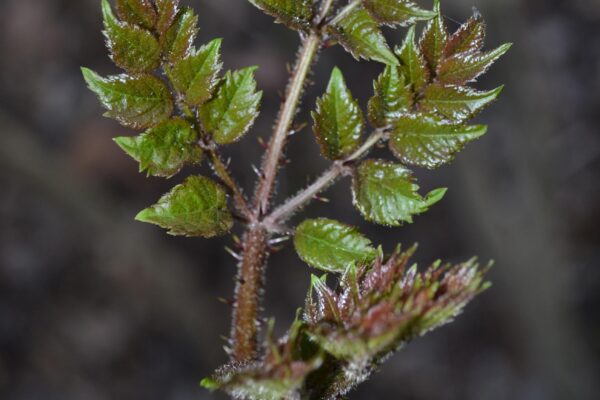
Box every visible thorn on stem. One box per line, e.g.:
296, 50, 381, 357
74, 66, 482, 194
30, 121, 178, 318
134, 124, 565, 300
225, 246, 243, 261
314, 194, 330, 203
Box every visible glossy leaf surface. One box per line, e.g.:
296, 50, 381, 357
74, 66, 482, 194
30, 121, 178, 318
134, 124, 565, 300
396, 26, 429, 91
199, 67, 262, 145
367, 65, 412, 127
329, 6, 398, 65
167, 39, 223, 107
155, 0, 180, 35
352, 160, 446, 226
419, 0, 447, 73
312, 67, 364, 160
389, 114, 486, 168
363, 0, 435, 27
115, 0, 157, 29
82, 68, 173, 129
294, 218, 377, 273
444, 13, 485, 57
437, 43, 512, 84
420, 84, 503, 122
248, 0, 313, 30
114, 118, 202, 178
136, 176, 233, 237
162, 8, 199, 63
103, 0, 161, 73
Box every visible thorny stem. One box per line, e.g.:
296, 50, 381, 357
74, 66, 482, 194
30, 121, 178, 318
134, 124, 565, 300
208, 149, 253, 221
264, 128, 388, 227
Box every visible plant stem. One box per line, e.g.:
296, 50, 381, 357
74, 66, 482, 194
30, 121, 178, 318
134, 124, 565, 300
230, 31, 323, 363
208, 149, 253, 221
264, 129, 387, 226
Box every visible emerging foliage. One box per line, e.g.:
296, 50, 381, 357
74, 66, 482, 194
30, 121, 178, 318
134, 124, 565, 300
248, 0, 313, 31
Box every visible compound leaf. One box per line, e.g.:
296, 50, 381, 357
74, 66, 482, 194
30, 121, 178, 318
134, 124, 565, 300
389, 114, 487, 169
437, 43, 512, 85
248, 0, 313, 30
420, 84, 503, 122
363, 0, 435, 27
329, 6, 398, 65
82, 68, 173, 129
419, 0, 447, 73
167, 38, 223, 107
294, 218, 377, 273
102, 0, 160, 73
114, 118, 202, 178
367, 65, 412, 127
444, 12, 486, 57
396, 26, 430, 91
312, 67, 364, 160
199, 67, 262, 145
352, 159, 446, 226
136, 175, 233, 237
162, 7, 199, 63
115, 0, 157, 29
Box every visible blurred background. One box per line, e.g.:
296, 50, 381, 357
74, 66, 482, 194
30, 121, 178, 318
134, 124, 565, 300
1, 0, 599, 399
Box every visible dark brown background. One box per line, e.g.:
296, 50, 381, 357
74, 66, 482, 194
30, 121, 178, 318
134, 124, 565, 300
0, 0, 599, 399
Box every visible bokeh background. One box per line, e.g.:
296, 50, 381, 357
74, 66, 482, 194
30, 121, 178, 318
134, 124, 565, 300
1, 0, 599, 399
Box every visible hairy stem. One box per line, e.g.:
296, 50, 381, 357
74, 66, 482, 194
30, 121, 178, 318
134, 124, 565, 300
265, 129, 387, 226
208, 149, 253, 221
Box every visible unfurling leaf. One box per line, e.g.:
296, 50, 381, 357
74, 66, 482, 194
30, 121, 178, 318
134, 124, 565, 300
419, 0, 447, 73
420, 84, 503, 122
352, 160, 446, 226
155, 0, 180, 35
248, 0, 313, 30
162, 8, 199, 63
199, 67, 262, 145
396, 26, 429, 91
82, 68, 173, 129
114, 118, 202, 178
389, 114, 487, 169
444, 12, 486, 57
115, 0, 157, 29
329, 6, 399, 65
102, 0, 160, 73
136, 175, 233, 237
363, 0, 436, 27
312, 67, 364, 160
294, 218, 377, 273
367, 65, 412, 127
167, 39, 223, 107
437, 43, 512, 85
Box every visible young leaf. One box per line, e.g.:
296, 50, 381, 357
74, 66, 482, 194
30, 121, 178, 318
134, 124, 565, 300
248, 0, 313, 30
114, 118, 202, 178
352, 159, 446, 226
162, 8, 199, 63
329, 6, 399, 65
102, 0, 161, 73
420, 84, 503, 122
367, 65, 412, 128
82, 68, 173, 129
115, 0, 157, 29
155, 0, 180, 35
294, 218, 377, 273
363, 0, 436, 27
166, 39, 223, 107
419, 0, 447, 73
396, 26, 430, 91
437, 43, 512, 85
199, 67, 262, 145
136, 175, 233, 237
389, 114, 487, 169
444, 13, 486, 57
311, 67, 364, 160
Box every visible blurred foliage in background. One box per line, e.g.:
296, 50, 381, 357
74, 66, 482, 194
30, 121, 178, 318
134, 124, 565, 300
0, 0, 599, 399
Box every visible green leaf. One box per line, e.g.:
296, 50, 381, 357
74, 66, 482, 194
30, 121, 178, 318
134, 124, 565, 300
363, 0, 436, 27
167, 39, 223, 107
329, 6, 399, 65
102, 0, 161, 73
162, 8, 199, 63
115, 0, 157, 29
389, 114, 487, 169
311, 67, 364, 160
367, 65, 412, 128
136, 175, 233, 237
396, 26, 430, 91
199, 67, 262, 145
419, 0, 447, 73
82, 68, 173, 129
294, 218, 377, 273
444, 12, 486, 57
155, 0, 180, 35
248, 0, 313, 30
437, 43, 512, 85
352, 159, 446, 226
114, 118, 202, 178
420, 84, 503, 123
